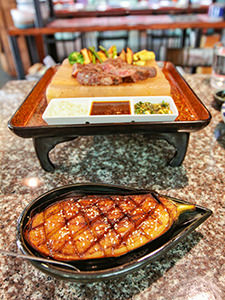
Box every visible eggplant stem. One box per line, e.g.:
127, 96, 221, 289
175, 203, 196, 217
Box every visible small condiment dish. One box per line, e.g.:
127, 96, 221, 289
213, 90, 225, 109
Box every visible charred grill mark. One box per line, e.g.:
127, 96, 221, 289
151, 192, 161, 204
74, 198, 106, 256
43, 207, 50, 255
59, 201, 79, 257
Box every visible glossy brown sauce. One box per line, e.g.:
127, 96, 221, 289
90, 101, 131, 115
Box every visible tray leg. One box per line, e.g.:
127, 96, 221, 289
159, 132, 190, 167
33, 136, 78, 172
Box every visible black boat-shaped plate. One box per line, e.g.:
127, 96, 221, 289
17, 183, 212, 282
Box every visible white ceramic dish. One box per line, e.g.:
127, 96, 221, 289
42, 96, 178, 125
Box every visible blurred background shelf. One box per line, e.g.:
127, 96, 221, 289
1, 0, 225, 79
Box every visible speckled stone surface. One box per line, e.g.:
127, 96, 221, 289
0, 75, 224, 300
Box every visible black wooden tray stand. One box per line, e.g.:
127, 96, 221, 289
33, 132, 189, 172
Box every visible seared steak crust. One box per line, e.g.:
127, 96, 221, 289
72, 58, 157, 86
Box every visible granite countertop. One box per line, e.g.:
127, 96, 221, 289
0, 75, 224, 300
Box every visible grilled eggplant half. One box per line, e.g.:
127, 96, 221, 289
24, 193, 195, 261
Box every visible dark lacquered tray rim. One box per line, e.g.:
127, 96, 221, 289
17, 183, 212, 282
8, 62, 211, 138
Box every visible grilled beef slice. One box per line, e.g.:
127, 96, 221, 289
72, 58, 157, 86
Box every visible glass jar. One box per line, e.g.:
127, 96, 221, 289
210, 42, 225, 90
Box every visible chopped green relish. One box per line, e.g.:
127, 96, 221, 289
134, 101, 171, 115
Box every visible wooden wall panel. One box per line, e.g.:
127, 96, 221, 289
0, 0, 31, 76
0, 0, 16, 75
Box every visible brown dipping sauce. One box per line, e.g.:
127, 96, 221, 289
90, 101, 131, 115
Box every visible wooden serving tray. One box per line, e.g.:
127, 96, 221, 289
8, 62, 211, 171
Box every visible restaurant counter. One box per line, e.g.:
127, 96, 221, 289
0, 74, 224, 299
